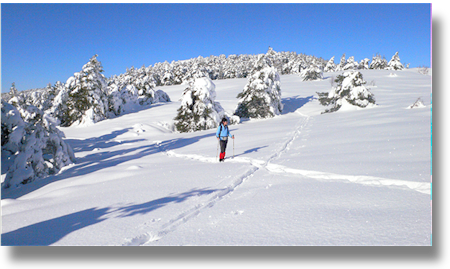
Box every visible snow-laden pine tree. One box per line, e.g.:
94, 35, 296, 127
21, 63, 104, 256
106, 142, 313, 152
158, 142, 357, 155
317, 71, 376, 113
300, 64, 323, 81
174, 76, 225, 132
9, 83, 19, 96
342, 56, 358, 70
234, 54, 283, 119
336, 54, 347, 71
358, 58, 370, 70
387, 52, 404, 70
324, 56, 336, 72
107, 66, 170, 117
53, 55, 109, 127
369, 54, 388, 70
1, 100, 75, 189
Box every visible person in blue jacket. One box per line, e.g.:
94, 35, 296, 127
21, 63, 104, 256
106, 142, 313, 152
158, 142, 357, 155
216, 117, 234, 162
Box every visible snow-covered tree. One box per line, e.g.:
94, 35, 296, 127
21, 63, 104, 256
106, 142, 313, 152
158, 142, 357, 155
1, 100, 75, 189
317, 71, 376, 113
387, 52, 404, 70
9, 82, 19, 96
174, 77, 225, 132
336, 54, 347, 71
107, 66, 170, 117
324, 56, 336, 72
369, 54, 388, 70
358, 58, 370, 70
300, 64, 323, 81
56, 55, 109, 126
342, 56, 358, 70
234, 55, 283, 119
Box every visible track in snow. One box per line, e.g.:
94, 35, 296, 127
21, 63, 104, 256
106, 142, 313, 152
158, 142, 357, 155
122, 113, 430, 245
122, 114, 310, 245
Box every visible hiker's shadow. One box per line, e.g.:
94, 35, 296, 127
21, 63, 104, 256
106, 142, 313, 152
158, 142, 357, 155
234, 146, 268, 157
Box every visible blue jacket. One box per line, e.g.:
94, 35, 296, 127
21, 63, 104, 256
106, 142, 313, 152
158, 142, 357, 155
216, 124, 232, 140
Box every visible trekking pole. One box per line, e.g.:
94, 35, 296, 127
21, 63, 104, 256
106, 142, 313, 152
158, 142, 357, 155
233, 136, 235, 159
216, 140, 219, 161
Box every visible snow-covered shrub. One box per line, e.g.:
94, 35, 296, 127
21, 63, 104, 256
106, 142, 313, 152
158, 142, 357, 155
234, 55, 283, 119
387, 52, 404, 70
418, 66, 429, 75
174, 77, 225, 132
1, 100, 75, 189
300, 65, 323, 81
317, 71, 376, 113
407, 97, 426, 109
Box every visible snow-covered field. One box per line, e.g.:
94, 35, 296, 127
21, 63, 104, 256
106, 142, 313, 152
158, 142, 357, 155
1, 69, 431, 246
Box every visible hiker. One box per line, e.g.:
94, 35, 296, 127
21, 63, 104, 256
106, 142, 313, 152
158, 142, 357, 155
216, 117, 235, 162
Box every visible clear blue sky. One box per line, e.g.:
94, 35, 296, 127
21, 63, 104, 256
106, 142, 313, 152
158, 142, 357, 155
2, 3, 431, 92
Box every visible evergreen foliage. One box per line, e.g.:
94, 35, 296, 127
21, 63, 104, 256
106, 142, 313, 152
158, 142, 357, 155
300, 65, 323, 81
1, 99, 75, 188
174, 77, 225, 133
317, 71, 376, 113
387, 52, 404, 70
234, 53, 283, 119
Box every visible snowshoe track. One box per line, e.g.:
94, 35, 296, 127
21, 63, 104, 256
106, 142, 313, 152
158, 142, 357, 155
122, 113, 429, 246
122, 114, 310, 245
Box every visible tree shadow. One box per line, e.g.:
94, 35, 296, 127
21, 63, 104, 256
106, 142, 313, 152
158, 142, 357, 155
2, 187, 218, 246
281, 95, 315, 114
2, 132, 217, 199
66, 128, 145, 153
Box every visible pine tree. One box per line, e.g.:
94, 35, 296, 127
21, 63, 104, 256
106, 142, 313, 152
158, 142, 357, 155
369, 54, 388, 70
336, 53, 347, 71
1, 100, 75, 189
9, 82, 19, 96
234, 54, 283, 119
300, 64, 323, 81
317, 71, 376, 113
324, 56, 336, 72
358, 58, 370, 70
58, 54, 109, 126
343, 56, 358, 70
387, 52, 404, 70
174, 77, 225, 132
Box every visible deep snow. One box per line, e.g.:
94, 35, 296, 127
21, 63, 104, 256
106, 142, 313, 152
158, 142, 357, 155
1, 69, 431, 246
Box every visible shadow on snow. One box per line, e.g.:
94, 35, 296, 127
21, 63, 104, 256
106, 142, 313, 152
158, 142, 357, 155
1, 188, 218, 246
2, 130, 217, 199
281, 95, 314, 115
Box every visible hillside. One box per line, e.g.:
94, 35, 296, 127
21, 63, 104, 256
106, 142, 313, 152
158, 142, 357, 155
1, 69, 431, 246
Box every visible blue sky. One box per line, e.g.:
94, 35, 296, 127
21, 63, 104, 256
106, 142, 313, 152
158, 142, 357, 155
2, 3, 431, 92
